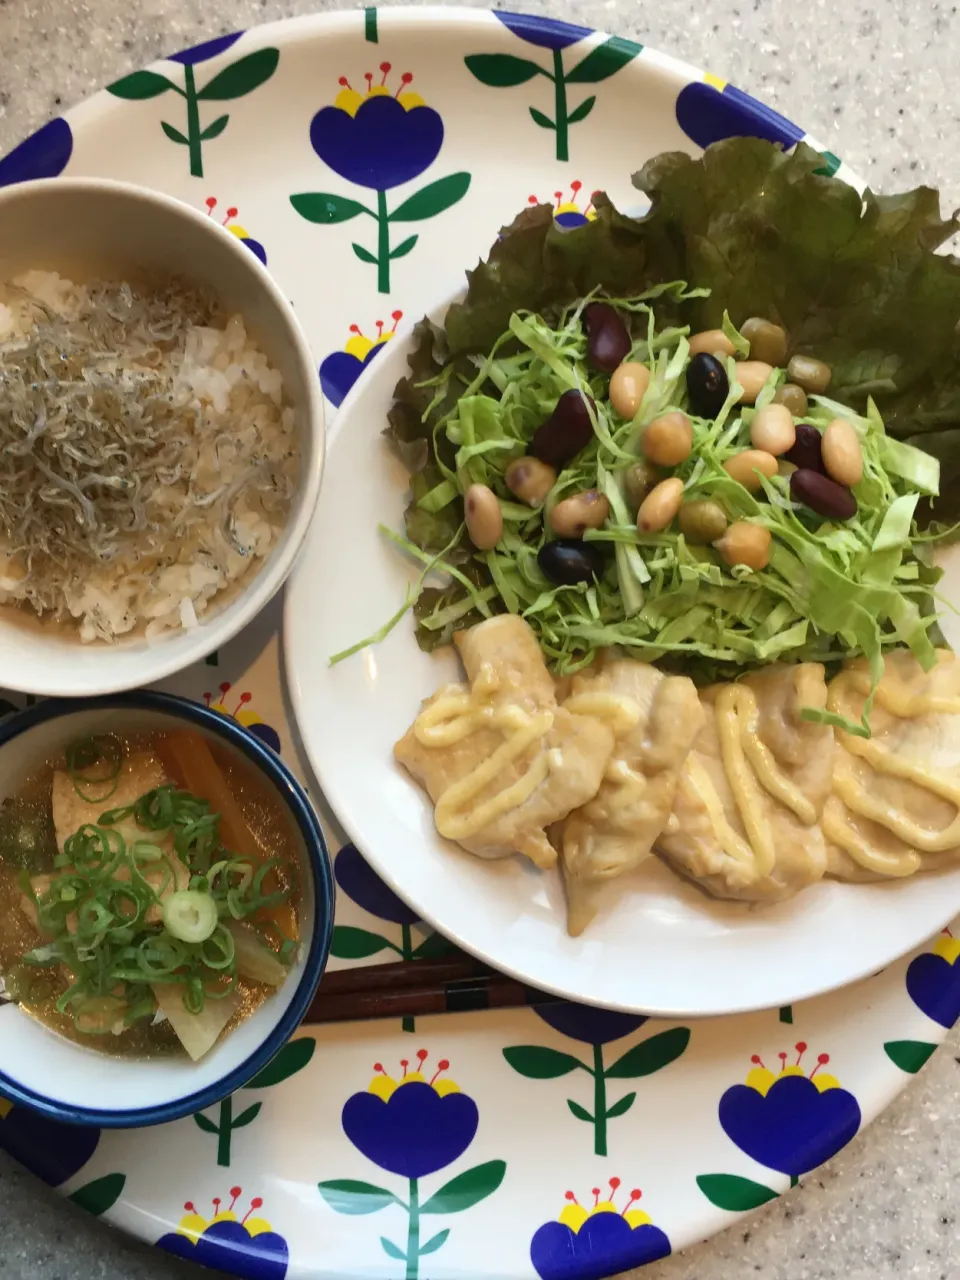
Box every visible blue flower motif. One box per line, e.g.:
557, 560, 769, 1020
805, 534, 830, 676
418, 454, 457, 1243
531, 1200, 671, 1280
535, 1000, 647, 1045
158, 1219, 288, 1280
334, 841, 419, 924
675, 80, 804, 152
0, 1106, 99, 1186
905, 936, 960, 1029
342, 1079, 478, 1178
309, 94, 444, 191
0, 117, 73, 188
719, 1073, 861, 1179
320, 346, 385, 409
168, 32, 245, 65
494, 10, 592, 50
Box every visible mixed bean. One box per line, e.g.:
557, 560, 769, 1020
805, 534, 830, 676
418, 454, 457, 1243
460, 300, 865, 591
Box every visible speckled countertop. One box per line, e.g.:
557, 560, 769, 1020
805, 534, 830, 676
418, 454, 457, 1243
0, 1, 959, 1277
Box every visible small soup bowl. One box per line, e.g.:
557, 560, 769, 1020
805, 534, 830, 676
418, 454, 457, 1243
0, 692, 333, 1127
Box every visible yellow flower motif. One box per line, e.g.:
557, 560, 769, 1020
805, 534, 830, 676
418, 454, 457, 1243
344, 312, 403, 362
558, 1179, 651, 1232
0, 1097, 12, 1121
703, 71, 728, 91
335, 63, 425, 117
176, 1188, 274, 1242
368, 1049, 461, 1100
746, 1042, 841, 1096
934, 933, 960, 964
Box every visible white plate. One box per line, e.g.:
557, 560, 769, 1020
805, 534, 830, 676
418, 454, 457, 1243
285, 305, 960, 1018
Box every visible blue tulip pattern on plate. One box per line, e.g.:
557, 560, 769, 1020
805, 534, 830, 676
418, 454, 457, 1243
320, 311, 403, 408
527, 180, 597, 228
203, 681, 281, 753
697, 1042, 862, 1211
465, 12, 641, 162
0, 1102, 125, 1215
530, 1178, 671, 1279
885, 931, 960, 1074
503, 1001, 690, 1156
0, 116, 73, 187
319, 1051, 506, 1280
157, 1187, 289, 1280
291, 65, 471, 294
204, 197, 268, 265
107, 32, 279, 179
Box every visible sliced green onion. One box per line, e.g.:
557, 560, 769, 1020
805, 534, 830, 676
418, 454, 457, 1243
163, 890, 219, 944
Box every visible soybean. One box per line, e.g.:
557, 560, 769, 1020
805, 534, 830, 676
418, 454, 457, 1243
530, 389, 595, 468
773, 382, 809, 417
723, 449, 779, 492
584, 303, 631, 372
787, 355, 832, 394
734, 360, 774, 405
741, 317, 788, 366
686, 352, 729, 419
550, 489, 610, 537
790, 468, 857, 521
637, 477, 684, 533
609, 361, 651, 420
821, 418, 863, 488
464, 484, 503, 550
641, 411, 693, 467
750, 403, 796, 456
538, 539, 605, 586
505, 456, 556, 507
688, 329, 736, 359
784, 422, 825, 474
623, 460, 661, 510
715, 522, 772, 570
679, 500, 728, 545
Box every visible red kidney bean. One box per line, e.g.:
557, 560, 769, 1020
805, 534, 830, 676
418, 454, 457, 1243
530, 389, 596, 468
686, 352, 729, 418
784, 423, 826, 474
538, 539, 605, 585
583, 303, 631, 372
790, 468, 858, 520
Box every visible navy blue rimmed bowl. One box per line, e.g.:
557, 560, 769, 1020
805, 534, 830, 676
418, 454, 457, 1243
0, 691, 333, 1128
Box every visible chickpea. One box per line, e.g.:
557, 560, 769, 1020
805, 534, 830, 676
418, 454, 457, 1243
678, 499, 728, 545
637, 477, 684, 533
688, 329, 736, 359
821, 417, 864, 487
723, 449, 779, 492
773, 382, 809, 417
549, 489, 611, 537
504, 456, 556, 508
623, 459, 661, 510
787, 355, 832, 395
609, 361, 651, 420
750, 403, 796, 456
464, 483, 503, 550
715, 521, 772, 570
741, 317, 788, 366
641, 411, 693, 467
734, 361, 774, 404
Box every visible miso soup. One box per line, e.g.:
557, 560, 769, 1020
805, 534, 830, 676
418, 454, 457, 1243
0, 728, 300, 1061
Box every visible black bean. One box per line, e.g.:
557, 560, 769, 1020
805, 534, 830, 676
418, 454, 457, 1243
784, 423, 826, 474
538, 539, 605, 585
530, 389, 595, 468
583, 303, 631, 372
686, 352, 729, 418
790, 468, 858, 520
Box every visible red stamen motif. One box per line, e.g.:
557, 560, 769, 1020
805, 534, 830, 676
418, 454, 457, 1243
608, 1177, 621, 1193
570, 179, 582, 196
400, 1058, 409, 1077
203, 692, 212, 706
750, 1054, 765, 1068
591, 1187, 601, 1207
349, 323, 362, 336
777, 1052, 788, 1071
373, 1062, 385, 1074
810, 1053, 830, 1079
229, 1188, 242, 1212
184, 1202, 195, 1213
241, 1197, 263, 1225
212, 1198, 221, 1214
391, 309, 403, 325
564, 1190, 578, 1203
338, 76, 351, 88
528, 194, 538, 205
364, 72, 373, 91
379, 61, 391, 83
375, 319, 384, 338
205, 197, 217, 212
795, 1041, 807, 1065
396, 71, 413, 97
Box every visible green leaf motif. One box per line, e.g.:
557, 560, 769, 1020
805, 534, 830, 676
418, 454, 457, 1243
380, 1237, 406, 1261
566, 1099, 593, 1123
605, 1027, 691, 1078
329, 924, 392, 956
197, 48, 280, 101
161, 120, 189, 145
319, 1179, 398, 1215
419, 1228, 451, 1256
390, 234, 419, 260
107, 69, 177, 100
421, 1160, 507, 1214
247, 1036, 316, 1088
412, 930, 456, 959
697, 1173, 779, 1212
193, 1112, 220, 1135
365, 7, 378, 42
605, 1090, 636, 1119
567, 95, 596, 125
503, 1044, 584, 1079
779, 1005, 794, 1025
529, 107, 555, 130
69, 1173, 126, 1217
884, 1039, 937, 1073
464, 53, 544, 87
290, 192, 371, 225
352, 243, 379, 265
232, 1101, 262, 1129
200, 113, 230, 141
390, 172, 471, 222
816, 150, 842, 177
565, 35, 642, 84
